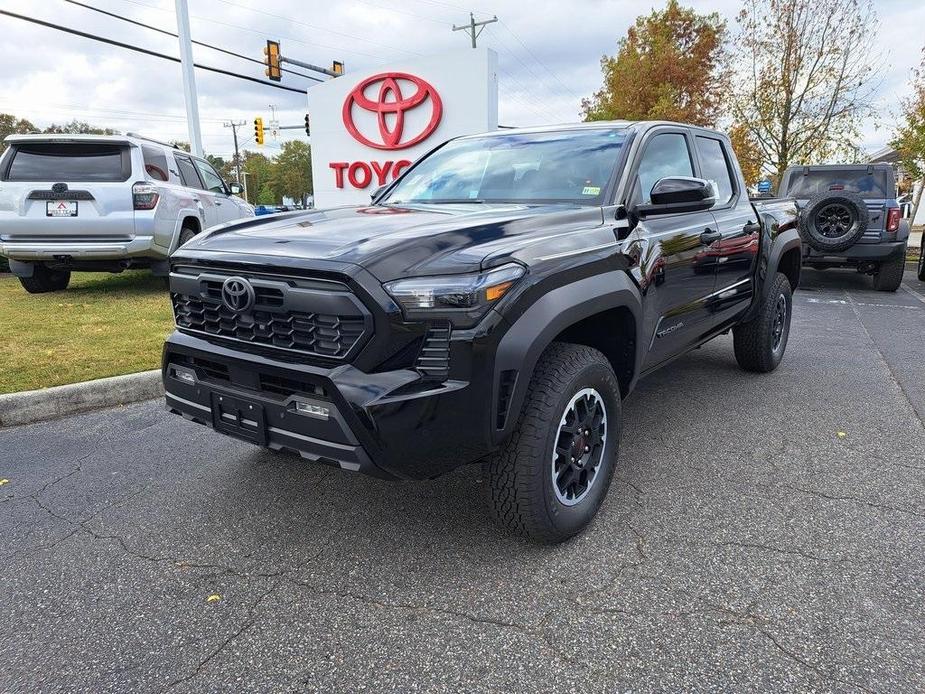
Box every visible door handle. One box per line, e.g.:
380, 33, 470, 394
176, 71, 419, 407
700, 228, 722, 245
215, 201, 223, 206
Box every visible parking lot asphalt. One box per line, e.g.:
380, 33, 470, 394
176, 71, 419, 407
2, 270, 924, 693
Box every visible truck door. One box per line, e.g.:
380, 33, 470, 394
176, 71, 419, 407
692, 134, 760, 323
173, 154, 215, 229
631, 130, 719, 370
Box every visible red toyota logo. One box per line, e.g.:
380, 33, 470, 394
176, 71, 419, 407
342, 72, 443, 150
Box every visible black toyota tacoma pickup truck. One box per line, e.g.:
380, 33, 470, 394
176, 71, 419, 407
162, 122, 801, 542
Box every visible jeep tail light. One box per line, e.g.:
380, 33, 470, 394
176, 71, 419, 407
885, 207, 901, 232
133, 182, 159, 210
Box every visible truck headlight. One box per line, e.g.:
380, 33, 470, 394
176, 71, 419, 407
384, 263, 525, 326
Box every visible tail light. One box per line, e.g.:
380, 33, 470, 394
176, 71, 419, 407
132, 182, 159, 210
886, 207, 901, 232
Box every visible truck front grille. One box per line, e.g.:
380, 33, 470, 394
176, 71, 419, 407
170, 267, 371, 360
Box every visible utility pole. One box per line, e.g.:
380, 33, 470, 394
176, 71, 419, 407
174, 0, 202, 156
223, 120, 246, 184
452, 12, 498, 49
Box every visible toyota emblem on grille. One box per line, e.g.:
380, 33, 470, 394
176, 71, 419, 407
221, 277, 255, 313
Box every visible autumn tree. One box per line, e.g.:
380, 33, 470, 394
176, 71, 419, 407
582, 0, 727, 127
728, 122, 765, 187
892, 47, 925, 223
43, 120, 115, 135
729, 0, 880, 180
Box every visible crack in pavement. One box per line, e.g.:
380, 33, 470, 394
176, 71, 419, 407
709, 539, 870, 564
784, 484, 925, 519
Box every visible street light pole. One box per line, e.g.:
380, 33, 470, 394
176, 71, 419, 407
175, 0, 203, 157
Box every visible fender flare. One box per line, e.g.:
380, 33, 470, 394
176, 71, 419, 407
491, 271, 643, 444
745, 226, 801, 323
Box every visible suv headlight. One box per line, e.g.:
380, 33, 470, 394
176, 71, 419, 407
384, 263, 526, 327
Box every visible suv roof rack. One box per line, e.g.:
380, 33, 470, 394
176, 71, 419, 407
126, 132, 183, 150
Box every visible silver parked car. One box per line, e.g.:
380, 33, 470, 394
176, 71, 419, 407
0, 133, 254, 293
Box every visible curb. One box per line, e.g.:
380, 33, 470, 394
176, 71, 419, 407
0, 370, 163, 428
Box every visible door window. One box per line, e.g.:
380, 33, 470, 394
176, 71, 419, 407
635, 133, 694, 204
194, 159, 226, 194
174, 156, 203, 190
695, 136, 734, 205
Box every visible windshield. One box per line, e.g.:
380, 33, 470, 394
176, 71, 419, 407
381, 129, 628, 206
5, 143, 129, 182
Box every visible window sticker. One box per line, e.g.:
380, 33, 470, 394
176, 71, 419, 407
581, 186, 601, 196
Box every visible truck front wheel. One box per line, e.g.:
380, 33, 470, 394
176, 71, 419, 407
18, 265, 71, 294
733, 272, 792, 373
486, 342, 621, 543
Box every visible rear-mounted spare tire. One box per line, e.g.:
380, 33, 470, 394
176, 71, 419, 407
798, 191, 868, 253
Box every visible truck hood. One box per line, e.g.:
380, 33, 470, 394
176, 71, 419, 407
178, 203, 605, 280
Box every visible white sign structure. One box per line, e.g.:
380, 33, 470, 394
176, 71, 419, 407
307, 47, 499, 207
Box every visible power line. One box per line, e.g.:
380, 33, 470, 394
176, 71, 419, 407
0, 8, 308, 94
62, 0, 323, 83
116, 0, 393, 61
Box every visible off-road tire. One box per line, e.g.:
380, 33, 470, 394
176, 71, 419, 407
177, 224, 198, 247
799, 191, 868, 253
733, 272, 792, 373
18, 265, 71, 293
917, 236, 925, 282
486, 342, 621, 543
872, 250, 905, 292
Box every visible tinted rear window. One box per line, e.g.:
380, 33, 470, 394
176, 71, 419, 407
5, 143, 129, 182
785, 170, 889, 198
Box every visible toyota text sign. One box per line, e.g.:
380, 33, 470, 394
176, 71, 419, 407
308, 48, 498, 207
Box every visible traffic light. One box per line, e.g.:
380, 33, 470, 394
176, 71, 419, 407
304, 113, 310, 136
332, 60, 344, 76
264, 40, 281, 81
253, 117, 264, 146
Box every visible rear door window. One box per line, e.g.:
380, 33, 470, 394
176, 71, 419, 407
785, 171, 889, 198
4, 143, 130, 182
174, 155, 203, 190
695, 136, 735, 205
142, 145, 169, 181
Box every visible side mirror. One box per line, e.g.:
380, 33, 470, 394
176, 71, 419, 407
635, 177, 716, 217
370, 185, 387, 203
229, 183, 242, 195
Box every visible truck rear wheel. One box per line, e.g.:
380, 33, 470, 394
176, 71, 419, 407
872, 250, 905, 292
18, 265, 71, 294
486, 342, 621, 543
733, 272, 792, 373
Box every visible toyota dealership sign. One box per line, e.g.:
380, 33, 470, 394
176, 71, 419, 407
308, 48, 499, 207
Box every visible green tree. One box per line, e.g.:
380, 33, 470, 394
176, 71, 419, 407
206, 154, 235, 182
729, 0, 880, 180
892, 46, 925, 223
271, 140, 312, 205
582, 0, 727, 126
0, 113, 37, 154
42, 120, 116, 135
241, 150, 276, 205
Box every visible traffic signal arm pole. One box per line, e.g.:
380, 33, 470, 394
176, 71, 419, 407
280, 55, 341, 78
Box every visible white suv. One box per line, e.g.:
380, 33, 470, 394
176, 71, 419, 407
0, 133, 254, 293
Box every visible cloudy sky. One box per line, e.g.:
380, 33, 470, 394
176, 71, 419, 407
0, 0, 922, 159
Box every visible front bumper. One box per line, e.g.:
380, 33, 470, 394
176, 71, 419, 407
804, 240, 907, 265
162, 330, 497, 480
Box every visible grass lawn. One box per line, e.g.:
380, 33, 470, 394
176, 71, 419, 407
0, 271, 174, 394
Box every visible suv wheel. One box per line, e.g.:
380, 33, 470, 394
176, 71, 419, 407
872, 249, 905, 292
178, 224, 198, 247
798, 191, 868, 253
486, 343, 621, 543
18, 265, 71, 294
733, 272, 792, 373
